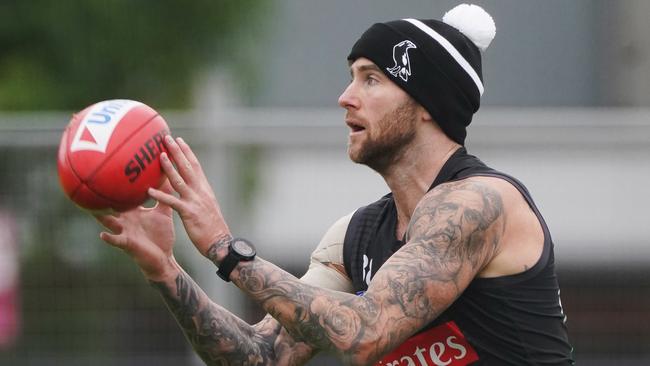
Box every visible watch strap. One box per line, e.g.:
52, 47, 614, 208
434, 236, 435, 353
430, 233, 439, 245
216, 238, 256, 282
216, 249, 240, 282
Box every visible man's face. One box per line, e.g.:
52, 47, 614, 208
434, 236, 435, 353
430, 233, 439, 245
338, 58, 419, 172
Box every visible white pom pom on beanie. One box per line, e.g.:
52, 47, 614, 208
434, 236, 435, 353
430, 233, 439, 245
443, 4, 496, 51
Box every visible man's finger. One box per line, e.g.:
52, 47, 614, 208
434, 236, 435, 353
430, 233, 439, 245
150, 179, 175, 215
160, 152, 190, 196
99, 231, 128, 250
176, 137, 203, 173
94, 214, 122, 234
164, 135, 195, 185
148, 186, 185, 213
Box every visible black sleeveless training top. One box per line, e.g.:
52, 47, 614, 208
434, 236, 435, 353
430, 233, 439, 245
343, 148, 574, 365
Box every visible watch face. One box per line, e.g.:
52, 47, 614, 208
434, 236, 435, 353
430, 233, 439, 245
232, 239, 255, 257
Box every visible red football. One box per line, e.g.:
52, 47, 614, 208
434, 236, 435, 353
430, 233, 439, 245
57, 99, 170, 212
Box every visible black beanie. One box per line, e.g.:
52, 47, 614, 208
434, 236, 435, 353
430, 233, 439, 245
347, 4, 495, 145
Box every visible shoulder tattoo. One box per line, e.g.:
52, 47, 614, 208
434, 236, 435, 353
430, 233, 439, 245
404, 179, 504, 278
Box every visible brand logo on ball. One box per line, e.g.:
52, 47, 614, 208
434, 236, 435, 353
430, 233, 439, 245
124, 129, 169, 183
70, 99, 143, 153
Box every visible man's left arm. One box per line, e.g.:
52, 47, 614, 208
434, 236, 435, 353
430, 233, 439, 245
207, 179, 504, 365
152, 137, 505, 365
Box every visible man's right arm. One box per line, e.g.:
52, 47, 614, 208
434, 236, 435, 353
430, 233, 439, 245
150, 265, 315, 366
93, 164, 321, 365
148, 211, 355, 366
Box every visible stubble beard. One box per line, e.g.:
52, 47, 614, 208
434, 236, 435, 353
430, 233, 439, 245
349, 99, 418, 174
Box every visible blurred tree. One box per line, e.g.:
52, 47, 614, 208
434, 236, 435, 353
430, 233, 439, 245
0, 1, 271, 362
0, 0, 268, 111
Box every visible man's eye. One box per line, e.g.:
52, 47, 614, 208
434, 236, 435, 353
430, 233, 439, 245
366, 76, 378, 85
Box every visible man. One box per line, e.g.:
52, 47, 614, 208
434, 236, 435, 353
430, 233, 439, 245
96, 4, 574, 365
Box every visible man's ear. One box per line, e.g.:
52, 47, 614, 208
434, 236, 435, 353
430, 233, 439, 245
418, 105, 433, 124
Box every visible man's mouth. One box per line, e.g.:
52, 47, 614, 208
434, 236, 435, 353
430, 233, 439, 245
346, 120, 366, 133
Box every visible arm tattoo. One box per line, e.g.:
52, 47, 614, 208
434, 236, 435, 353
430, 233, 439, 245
150, 270, 314, 366
206, 234, 233, 266
229, 179, 504, 365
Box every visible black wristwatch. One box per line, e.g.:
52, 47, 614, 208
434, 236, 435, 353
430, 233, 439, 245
216, 238, 256, 282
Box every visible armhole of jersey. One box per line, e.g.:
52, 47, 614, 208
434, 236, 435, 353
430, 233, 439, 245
459, 173, 553, 287
343, 207, 365, 289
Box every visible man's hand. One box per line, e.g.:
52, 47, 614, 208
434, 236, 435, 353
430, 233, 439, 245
95, 183, 178, 282
147, 135, 231, 258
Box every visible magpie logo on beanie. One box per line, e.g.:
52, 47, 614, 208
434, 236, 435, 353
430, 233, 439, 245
347, 4, 496, 145
386, 40, 417, 82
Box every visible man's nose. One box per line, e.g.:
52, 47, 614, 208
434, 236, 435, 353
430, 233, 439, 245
338, 82, 360, 110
